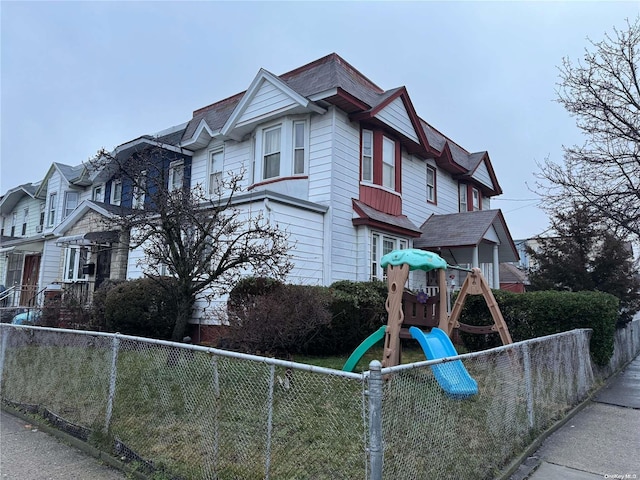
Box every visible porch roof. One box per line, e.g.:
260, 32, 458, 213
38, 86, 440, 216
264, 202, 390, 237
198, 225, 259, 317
414, 209, 519, 265
55, 231, 119, 246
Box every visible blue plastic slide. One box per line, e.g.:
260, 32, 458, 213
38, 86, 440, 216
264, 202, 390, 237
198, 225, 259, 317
408, 326, 478, 398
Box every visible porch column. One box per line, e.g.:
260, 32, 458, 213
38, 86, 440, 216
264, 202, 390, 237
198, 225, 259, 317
493, 244, 500, 288
472, 245, 479, 268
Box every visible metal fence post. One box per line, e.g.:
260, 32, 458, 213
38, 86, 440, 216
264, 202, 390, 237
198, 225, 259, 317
368, 360, 383, 480
0, 326, 8, 394
522, 343, 535, 429
104, 335, 119, 432
265, 364, 275, 480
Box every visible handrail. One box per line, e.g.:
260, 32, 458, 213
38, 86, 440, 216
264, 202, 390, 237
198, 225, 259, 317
0, 285, 17, 302
25, 285, 49, 307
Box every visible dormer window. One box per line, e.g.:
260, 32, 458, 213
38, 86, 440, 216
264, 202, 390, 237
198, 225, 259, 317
361, 130, 373, 183
263, 126, 281, 179
48, 192, 57, 226
64, 191, 79, 218
360, 129, 401, 193
459, 183, 482, 212
382, 137, 395, 189
253, 117, 309, 183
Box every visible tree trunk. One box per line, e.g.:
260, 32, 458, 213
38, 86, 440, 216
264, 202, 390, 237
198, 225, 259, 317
171, 296, 194, 342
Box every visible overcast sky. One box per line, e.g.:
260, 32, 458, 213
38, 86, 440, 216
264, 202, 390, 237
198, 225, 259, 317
2, 1, 638, 240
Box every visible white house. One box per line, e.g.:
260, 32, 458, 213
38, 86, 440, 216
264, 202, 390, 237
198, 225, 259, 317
1, 53, 519, 337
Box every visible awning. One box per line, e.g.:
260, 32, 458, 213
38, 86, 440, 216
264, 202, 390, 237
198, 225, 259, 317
55, 231, 119, 246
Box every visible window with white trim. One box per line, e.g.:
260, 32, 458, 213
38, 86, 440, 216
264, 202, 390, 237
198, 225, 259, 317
472, 187, 480, 211
254, 118, 309, 182
92, 184, 104, 202
11, 212, 17, 236
22, 208, 28, 236
370, 232, 408, 281
132, 171, 146, 209
63, 246, 88, 282
426, 165, 436, 203
64, 191, 79, 218
169, 161, 184, 191
111, 180, 122, 206
208, 148, 224, 195
361, 130, 373, 183
293, 121, 306, 175
48, 192, 57, 226
263, 125, 281, 179
382, 136, 395, 189
459, 184, 468, 212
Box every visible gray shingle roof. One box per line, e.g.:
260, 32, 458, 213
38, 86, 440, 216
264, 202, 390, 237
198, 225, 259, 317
416, 210, 504, 248
182, 53, 499, 188
353, 199, 421, 234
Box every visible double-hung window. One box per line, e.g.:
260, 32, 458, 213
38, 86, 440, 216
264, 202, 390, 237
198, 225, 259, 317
361, 130, 373, 183
293, 121, 306, 175
22, 208, 28, 236
11, 212, 17, 236
360, 130, 400, 192
209, 148, 224, 195
63, 246, 88, 282
92, 184, 104, 202
382, 137, 395, 189
459, 184, 468, 212
64, 191, 79, 218
255, 118, 309, 182
169, 161, 184, 191
111, 180, 122, 206
426, 165, 436, 203
263, 126, 282, 180
472, 188, 480, 211
48, 192, 57, 226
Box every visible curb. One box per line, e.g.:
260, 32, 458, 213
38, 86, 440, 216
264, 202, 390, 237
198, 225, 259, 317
0, 404, 148, 480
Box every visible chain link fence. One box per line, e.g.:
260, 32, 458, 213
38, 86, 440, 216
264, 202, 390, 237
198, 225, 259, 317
1, 321, 638, 479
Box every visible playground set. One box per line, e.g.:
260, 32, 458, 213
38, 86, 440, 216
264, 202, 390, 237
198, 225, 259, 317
343, 249, 513, 398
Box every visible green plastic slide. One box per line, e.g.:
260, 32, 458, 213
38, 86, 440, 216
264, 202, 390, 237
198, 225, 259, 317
342, 326, 386, 372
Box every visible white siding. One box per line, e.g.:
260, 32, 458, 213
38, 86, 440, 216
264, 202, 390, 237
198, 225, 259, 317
269, 202, 325, 285
328, 108, 361, 283
402, 154, 462, 227
39, 240, 62, 286
8, 196, 43, 238
43, 171, 64, 232
376, 97, 419, 143
472, 161, 493, 190
237, 81, 297, 126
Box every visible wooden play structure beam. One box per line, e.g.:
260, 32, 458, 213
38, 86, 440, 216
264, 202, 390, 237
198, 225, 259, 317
379, 249, 512, 369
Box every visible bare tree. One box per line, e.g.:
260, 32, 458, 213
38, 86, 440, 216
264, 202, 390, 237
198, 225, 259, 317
90, 142, 292, 341
537, 17, 640, 239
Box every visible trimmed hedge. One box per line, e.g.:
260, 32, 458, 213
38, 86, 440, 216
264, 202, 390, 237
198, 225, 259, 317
458, 290, 619, 365
97, 277, 180, 340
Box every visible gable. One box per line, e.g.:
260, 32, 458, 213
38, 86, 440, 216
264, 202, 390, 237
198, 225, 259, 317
236, 79, 299, 126
472, 161, 494, 190
375, 96, 419, 143
221, 69, 326, 141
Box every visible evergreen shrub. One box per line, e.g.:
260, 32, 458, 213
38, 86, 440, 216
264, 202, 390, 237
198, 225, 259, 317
458, 289, 618, 365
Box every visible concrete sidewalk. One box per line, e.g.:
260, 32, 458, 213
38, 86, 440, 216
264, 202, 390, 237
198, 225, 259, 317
0, 409, 126, 479
513, 355, 640, 480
